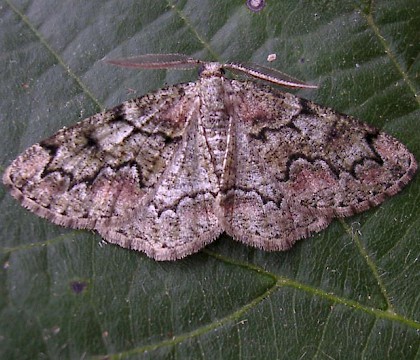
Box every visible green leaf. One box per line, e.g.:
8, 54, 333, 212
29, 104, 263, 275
1, 0, 419, 359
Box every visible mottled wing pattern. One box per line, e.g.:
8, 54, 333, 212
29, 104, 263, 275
221, 80, 417, 250
98, 91, 224, 260
3, 83, 222, 259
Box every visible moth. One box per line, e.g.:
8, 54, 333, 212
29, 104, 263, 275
3, 54, 417, 260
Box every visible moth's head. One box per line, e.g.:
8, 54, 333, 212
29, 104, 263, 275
198, 62, 225, 78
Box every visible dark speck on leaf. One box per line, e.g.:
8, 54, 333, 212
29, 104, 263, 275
70, 280, 87, 294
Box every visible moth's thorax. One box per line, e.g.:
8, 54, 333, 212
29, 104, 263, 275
198, 76, 226, 109
197, 64, 230, 114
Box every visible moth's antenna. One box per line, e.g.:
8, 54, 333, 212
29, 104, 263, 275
224, 62, 318, 89
105, 54, 201, 70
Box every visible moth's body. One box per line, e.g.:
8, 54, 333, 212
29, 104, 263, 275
3, 58, 417, 260
195, 64, 232, 180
